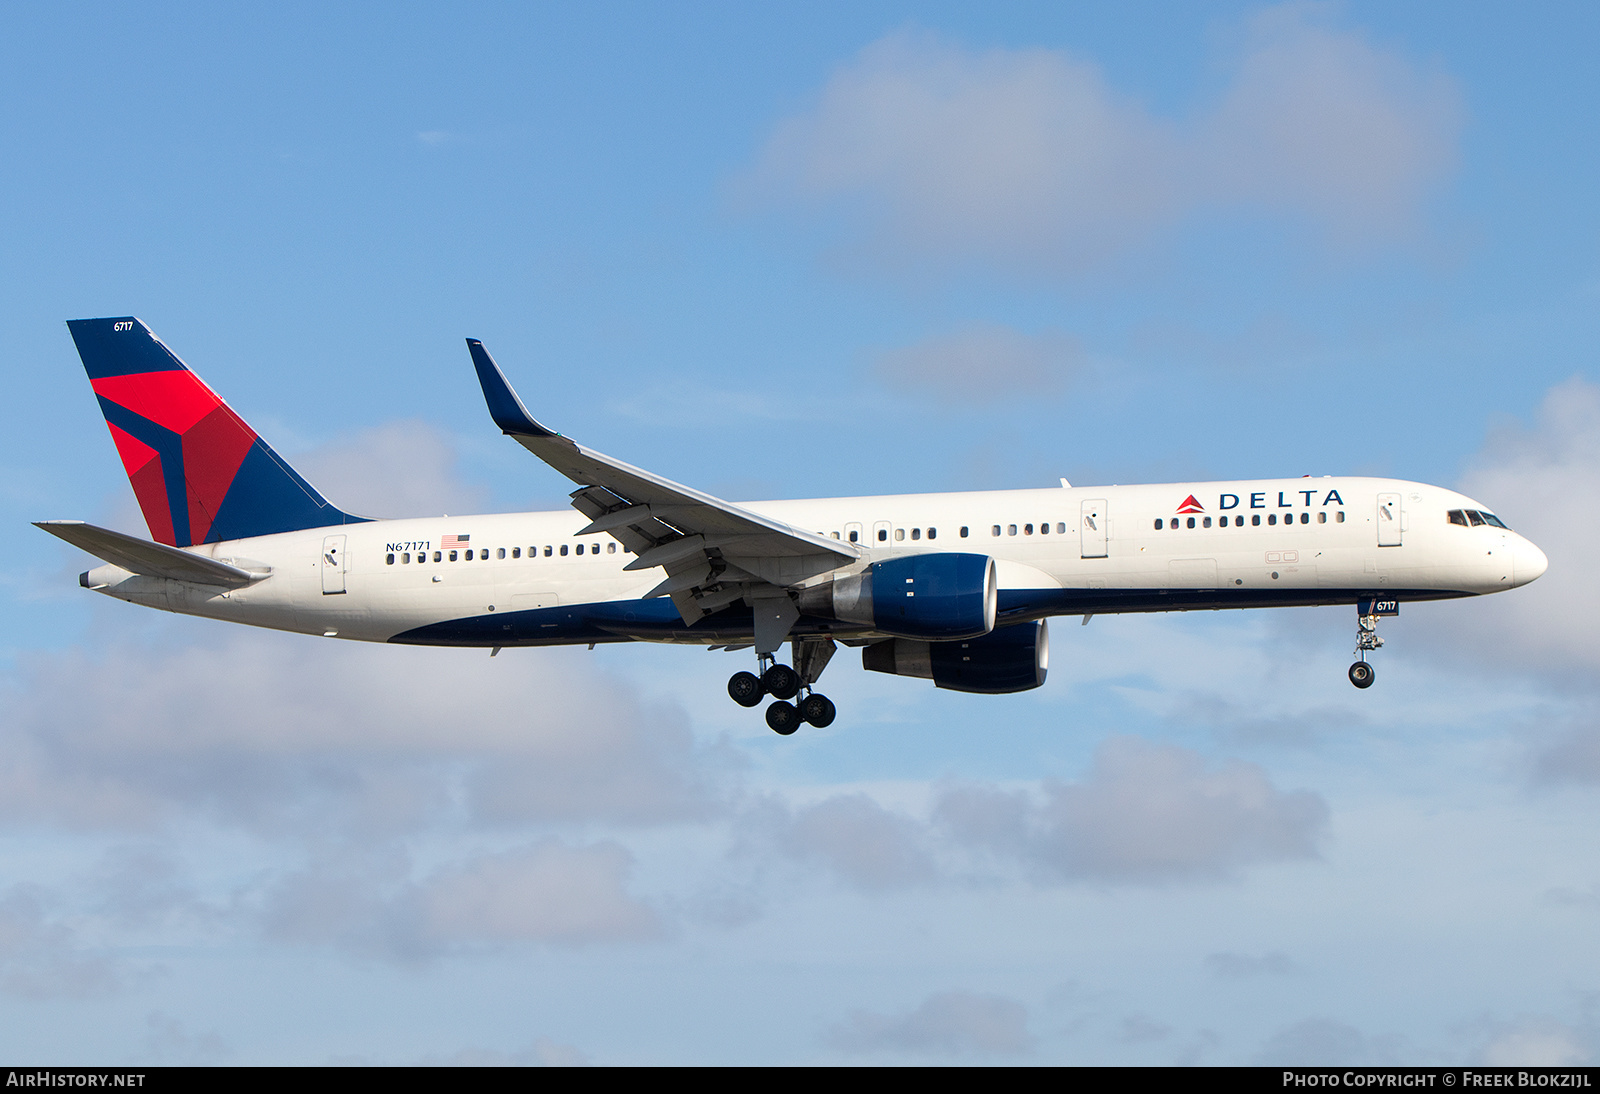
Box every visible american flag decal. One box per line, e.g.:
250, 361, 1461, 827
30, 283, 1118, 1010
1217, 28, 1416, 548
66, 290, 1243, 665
442, 534, 470, 548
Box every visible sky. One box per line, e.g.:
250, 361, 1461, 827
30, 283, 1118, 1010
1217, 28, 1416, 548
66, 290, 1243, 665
4, 0, 1600, 1065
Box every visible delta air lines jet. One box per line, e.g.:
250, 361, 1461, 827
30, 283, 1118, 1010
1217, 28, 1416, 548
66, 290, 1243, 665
38, 318, 1549, 734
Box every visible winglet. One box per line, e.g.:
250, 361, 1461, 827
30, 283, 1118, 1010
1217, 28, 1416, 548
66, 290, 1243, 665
466, 339, 557, 438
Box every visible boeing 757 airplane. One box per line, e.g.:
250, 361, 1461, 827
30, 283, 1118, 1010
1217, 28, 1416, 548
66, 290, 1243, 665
38, 318, 1548, 734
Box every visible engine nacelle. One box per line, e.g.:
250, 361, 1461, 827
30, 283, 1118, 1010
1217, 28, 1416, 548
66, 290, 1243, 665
862, 620, 1049, 694
798, 553, 998, 640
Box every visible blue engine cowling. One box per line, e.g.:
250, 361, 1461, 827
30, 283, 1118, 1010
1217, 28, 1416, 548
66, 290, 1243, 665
862, 620, 1050, 694
798, 553, 998, 641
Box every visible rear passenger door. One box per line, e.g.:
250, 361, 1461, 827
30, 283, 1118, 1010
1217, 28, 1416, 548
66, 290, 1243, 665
1080, 500, 1107, 558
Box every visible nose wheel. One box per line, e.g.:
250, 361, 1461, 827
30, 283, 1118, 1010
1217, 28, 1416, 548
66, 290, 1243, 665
726, 640, 838, 733
1348, 598, 1392, 689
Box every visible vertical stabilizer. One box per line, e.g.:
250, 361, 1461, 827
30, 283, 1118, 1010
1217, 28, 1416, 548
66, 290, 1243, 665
66, 317, 366, 546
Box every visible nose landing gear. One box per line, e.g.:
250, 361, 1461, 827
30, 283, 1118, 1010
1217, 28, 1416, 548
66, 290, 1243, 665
1348, 597, 1396, 689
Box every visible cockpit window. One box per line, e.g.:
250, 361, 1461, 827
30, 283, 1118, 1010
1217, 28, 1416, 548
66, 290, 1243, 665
1480, 512, 1508, 529
1448, 509, 1468, 526
1466, 510, 1486, 526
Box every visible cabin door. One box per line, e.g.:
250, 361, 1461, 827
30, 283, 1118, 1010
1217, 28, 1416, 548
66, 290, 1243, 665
321, 535, 347, 594
1080, 500, 1108, 558
1377, 493, 1402, 547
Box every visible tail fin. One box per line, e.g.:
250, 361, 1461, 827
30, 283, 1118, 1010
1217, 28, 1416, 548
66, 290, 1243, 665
66, 317, 366, 546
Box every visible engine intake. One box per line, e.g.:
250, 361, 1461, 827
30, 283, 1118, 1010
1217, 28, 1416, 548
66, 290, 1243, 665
798, 553, 998, 640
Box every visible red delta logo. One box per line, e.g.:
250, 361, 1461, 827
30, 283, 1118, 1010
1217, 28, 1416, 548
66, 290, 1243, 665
1176, 495, 1204, 514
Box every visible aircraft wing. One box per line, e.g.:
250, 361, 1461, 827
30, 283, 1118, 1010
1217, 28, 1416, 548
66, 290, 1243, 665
35, 520, 266, 588
467, 340, 859, 628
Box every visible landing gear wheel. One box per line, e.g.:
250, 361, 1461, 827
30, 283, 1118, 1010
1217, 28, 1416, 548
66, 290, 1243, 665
762, 664, 800, 701
728, 671, 764, 707
765, 700, 800, 735
1349, 662, 1375, 689
799, 693, 836, 728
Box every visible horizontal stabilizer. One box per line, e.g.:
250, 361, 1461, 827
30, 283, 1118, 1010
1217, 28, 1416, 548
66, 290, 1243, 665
35, 520, 264, 588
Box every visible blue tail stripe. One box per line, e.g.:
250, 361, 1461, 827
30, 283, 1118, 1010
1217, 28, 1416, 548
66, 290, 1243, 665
95, 396, 194, 546
68, 318, 188, 379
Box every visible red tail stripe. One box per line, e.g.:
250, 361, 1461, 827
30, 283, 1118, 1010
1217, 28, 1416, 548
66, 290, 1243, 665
92, 371, 228, 435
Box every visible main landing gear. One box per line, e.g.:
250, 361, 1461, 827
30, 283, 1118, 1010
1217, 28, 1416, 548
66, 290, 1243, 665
727, 640, 837, 734
1348, 599, 1390, 689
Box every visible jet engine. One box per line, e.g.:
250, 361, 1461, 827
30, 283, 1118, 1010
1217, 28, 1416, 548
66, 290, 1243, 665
862, 620, 1049, 694
797, 553, 998, 640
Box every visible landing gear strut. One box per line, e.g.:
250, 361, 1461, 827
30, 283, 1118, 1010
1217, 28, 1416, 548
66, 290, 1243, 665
1348, 598, 1391, 689
725, 639, 838, 733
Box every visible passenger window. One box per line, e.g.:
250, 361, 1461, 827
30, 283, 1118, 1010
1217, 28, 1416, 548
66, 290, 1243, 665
1057, 523, 1066, 534
1300, 512, 1309, 524
497, 548, 505, 559
1318, 512, 1327, 524
560, 545, 568, 556
464, 549, 474, 560
1020, 524, 1030, 535
1154, 518, 1164, 530
878, 529, 888, 542
1267, 514, 1276, 526
831, 531, 840, 539
577, 544, 585, 555
1336, 512, 1345, 523
386, 553, 395, 565
928, 528, 937, 540
512, 548, 520, 558
1040, 522, 1049, 535
433, 551, 442, 562
992, 525, 1001, 537
1186, 517, 1195, 529
959, 527, 967, 538
1008, 524, 1018, 536
1203, 517, 1212, 528
449, 550, 458, 561
911, 528, 921, 541
608, 542, 617, 553
544, 546, 552, 557
1251, 516, 1260, 527
849, 530, 859, 543
895, 528, 905, 541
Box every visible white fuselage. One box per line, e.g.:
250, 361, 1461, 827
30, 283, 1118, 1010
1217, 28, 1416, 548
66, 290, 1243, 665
83, 476, 1547, 646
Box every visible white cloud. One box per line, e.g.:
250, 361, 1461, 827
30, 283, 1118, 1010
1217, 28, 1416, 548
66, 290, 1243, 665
936, 737, 1327, 882
1205, 950, 1297, 978
874, 324, 1083, 403
1455, 377, 1600, 676
767, 793, 937, 891
294, 420, 489, 520
418, 841, 659, 946
0, 631, 715, 833
1479, 1017, 1591, 1067
1256, 1017, 1402, 1065
827, 990, 1032, 1056
0, 887, 122, 999
264, 840, 659, 957
740, 7, 1458, 273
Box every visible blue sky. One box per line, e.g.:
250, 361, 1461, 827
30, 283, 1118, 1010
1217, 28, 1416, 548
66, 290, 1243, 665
5, 1, 1600, 1064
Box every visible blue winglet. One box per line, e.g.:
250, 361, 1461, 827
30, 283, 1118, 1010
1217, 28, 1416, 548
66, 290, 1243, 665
466, 339, 557, 437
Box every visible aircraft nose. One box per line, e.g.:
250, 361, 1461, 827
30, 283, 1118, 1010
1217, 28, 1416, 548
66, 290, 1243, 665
1511, 535, 1548, 587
